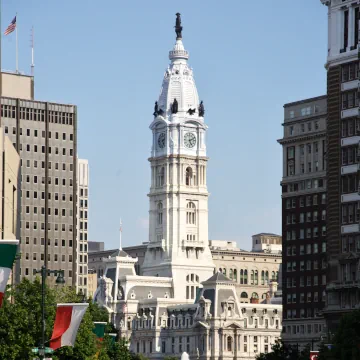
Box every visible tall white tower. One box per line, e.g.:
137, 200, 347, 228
142, 14, 215, 299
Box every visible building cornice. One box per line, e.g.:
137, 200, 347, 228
277, 131, 326, 145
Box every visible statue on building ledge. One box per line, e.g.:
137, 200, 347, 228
171, 98, 178, 114
199, 100, 205, 117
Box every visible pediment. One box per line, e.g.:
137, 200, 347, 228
223, 320, 243, 329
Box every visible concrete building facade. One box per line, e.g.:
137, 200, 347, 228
278, 96, 327, 348
77, 158, 89, 295
0, 72, 78, 287
320, 0, 360, 336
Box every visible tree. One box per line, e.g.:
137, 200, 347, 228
256, 340, 310, 360
318, 310, 360, 360
0, 277, 128, 360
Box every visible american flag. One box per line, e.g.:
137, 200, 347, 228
4, 16, 16, 36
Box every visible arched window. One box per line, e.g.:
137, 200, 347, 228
223, 268, 227, 276
265, 271, 269, 284
276, 271, 279, 281
186, 202, 196, 225
227, 336, 232, 352
157, 202, 163, 225
241, 292, 248, 298
157, 167, 165, 187
186, 167, 193, 186
252, 292, 259, 299
272, 271, 276, 280
244, 270, 248, 284
219, 268, 223, 273
233, 269, 237, 282
261, 270, 265, 285
240, 269, 244, 284
255, 270, 258, 285
251, 270, 254, 285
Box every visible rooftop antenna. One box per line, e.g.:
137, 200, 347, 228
30, 26, 34, 76
119, 218, 122, 250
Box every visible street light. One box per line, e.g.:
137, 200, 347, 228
35, 265, 65, 360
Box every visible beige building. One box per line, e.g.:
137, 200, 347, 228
87, 269, 97, 298
88, 238, 282, 305
0, 130, 21, 285
0, 71, 78, 287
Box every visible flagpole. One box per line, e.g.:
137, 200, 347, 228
31, 26, 34, 76
119, 218, 122, 250
15, 12, 18, 73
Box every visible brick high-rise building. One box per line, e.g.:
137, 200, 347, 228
278, 96, 327, 348
1, 71, 78, 287
320, 0, 360, 335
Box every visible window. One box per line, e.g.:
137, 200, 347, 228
157, 202, 163, 225
186, 167, 193, 186
227, 336, 232, 352
186, 202, 196, 225
157, 167, 165, 187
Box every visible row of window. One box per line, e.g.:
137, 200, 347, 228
218, 268, 278, 285
1, 106, 74, 125
342, 202, 360, 225
288, 142, 322, 158
286, 275, 326, 290
288, 119, 320, 136
341, 145, 358, 166
285, 194, 326, 208
287, 161, 322, 176
286, 273, 326, 288
342, 61, 359, 83
342, 174, 358, 194
23, 175, 74, 186
283, 323, 323, 336
25, 252, 74, 262
286, 256, 327, 272
286, 244, 327, 257
4, 126, 73, 140
23, 237, 88, 250
23, 221, 77, 232
19, 143, 74, 156
286, 210, 326, 225
24, 206, 75, 217
283, 180, 326, 193
342, 117, 359, 138
285, 307, 320, 319
23, 191, 75, 201
342, 90, 359, 110
286, 291, 325, 304
22, 160, 73, 171
342, 235, 360, 253
285, 228, 327, 240
22, 268, 73, 277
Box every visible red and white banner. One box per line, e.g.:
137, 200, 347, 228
310, 351, 319, 360
50, 303, 88, 350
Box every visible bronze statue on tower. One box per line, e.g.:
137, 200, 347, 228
175, 13, 182, 39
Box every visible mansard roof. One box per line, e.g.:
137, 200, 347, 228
204, 272, 232, 283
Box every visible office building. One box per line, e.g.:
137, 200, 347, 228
278, 96, 327, 348
76, 158, 89, 295
320, 0, 360, 334
1, 71, 77, 287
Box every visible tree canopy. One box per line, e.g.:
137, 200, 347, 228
0, 277, 134, 360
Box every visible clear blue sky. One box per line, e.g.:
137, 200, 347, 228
2, 1, 327, 250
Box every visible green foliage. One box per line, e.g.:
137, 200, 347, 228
256, 340, 310, 360
163, 356, 179, 360
131, 353, 150, 360
318, 310, 360, 360
0, 277, 133, 360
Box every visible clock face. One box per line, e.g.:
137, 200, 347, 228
184, 132, 196, 148
158, 133, 166, 148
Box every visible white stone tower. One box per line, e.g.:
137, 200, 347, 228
142, 14, 215, 299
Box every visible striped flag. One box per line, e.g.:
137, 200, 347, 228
4, 16, 16, 36
50, 303, 89, 350
0, 240, 19, 307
